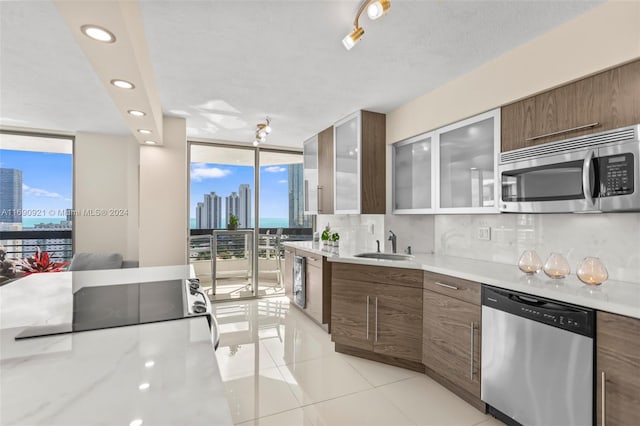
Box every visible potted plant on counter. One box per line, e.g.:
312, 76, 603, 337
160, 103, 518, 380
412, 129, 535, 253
321, 225, 331, 250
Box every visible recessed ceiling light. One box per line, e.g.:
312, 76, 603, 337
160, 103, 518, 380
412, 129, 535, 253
128, 110, 146, 117
80, 25, 116, 43
144, 140, 157, 145
111, 79, 135, 89
137, 129, 152, 134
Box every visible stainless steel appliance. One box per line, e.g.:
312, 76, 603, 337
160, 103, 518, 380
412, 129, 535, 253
293, 255, 306, 308
481, 285, 595, 426
499, 124, 640, 213
16, 278, 219, 348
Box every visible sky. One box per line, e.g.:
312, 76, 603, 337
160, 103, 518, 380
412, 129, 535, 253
0, 149, 290, 223
0, 149, 72, 215
190, 162, 289, 220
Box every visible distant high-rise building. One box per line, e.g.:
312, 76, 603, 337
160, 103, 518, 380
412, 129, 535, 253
208, 192, 222, 229
288, 164, 311, 228
0, 168, 23, 224
226, 192, 239, 226
238, 184, 251, 228
195, 202, 205, 229
196, 192, 222, 229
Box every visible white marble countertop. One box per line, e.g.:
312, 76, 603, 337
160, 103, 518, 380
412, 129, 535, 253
0, 265, 233, 426
284, 241, 640, 319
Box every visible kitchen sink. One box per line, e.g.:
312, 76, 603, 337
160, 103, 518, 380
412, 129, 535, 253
353, 252, 414, 261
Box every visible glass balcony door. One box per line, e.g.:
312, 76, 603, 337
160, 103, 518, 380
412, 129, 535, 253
257, 150, 312, 298
189, 144, 256, 301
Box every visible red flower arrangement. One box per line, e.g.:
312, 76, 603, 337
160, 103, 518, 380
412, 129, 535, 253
15, 247, 68, 275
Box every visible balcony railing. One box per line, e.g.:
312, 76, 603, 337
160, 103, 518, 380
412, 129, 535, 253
0, 230, 73, 262
189, 227, 311, 261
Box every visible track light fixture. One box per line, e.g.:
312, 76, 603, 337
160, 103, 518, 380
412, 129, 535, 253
254, 117, 271, 146
342, 0, 391, 50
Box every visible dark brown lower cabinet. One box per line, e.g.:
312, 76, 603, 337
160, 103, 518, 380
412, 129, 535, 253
283, 247, 294, 299
331, 263, 423, 367
596, 311, 640, 426
423, 289, 481, 399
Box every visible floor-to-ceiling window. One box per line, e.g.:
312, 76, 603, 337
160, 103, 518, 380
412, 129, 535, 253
188, 143, 311, 301
0, 132, 73, 283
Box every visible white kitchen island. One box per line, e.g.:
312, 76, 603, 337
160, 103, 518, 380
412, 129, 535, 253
0, 265, 233, 426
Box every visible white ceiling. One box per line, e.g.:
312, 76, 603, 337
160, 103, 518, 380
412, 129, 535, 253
0, 0, 603, 149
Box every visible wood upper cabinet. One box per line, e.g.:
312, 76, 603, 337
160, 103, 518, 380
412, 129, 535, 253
317, 126, 334, 214
303, 126, 334, 215
334, 111, 386, 214
331, 263, 423, 362
596, 311, 640, 426
502, 59, 640, 152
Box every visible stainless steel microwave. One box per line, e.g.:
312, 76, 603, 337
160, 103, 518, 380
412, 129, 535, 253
499, 125, 640, 213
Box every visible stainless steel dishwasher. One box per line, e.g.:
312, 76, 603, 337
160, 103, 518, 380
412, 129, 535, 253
481, 285, 595, 426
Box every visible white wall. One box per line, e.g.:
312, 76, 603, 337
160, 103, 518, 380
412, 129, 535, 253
386, 1, 640, 144
138, 116, 188, 266
74, 132, 139, 259
378, 0, 640, 284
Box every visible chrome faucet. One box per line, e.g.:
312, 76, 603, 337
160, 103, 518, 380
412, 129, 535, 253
388, 230, 397, 254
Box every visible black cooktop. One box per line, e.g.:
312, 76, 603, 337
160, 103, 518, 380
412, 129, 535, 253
15, 279, 189, 339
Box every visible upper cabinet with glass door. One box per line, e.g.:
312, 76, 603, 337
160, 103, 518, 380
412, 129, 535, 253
436, 108, 500, 213
303, 134, 319, 214
302, 126, 334, 215
392, 132, 435, 214
334, 111, 386, 214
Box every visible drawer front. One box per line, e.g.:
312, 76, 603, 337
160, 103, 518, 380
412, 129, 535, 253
296, 249, 323, 269
333, 263, 423, 288
423, 271, 480, 305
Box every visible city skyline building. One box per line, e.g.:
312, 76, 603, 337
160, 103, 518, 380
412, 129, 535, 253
238, 184, 251, 229
196, 192, 222, 229
0, 168, 23, 224
288, 164, 311, 228
225, 192, 239, 227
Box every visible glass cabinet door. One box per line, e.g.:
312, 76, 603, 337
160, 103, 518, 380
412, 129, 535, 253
334, 112, 360, 213
303, 135, 318, 214
393, 133, 433, 213
437, 109, 499, 212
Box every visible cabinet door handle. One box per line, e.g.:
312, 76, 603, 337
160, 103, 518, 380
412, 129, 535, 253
525, 122, 600, 141
304, 180, 309, 211
601, 371, 606, 426
435, 281, 459, 290
317, 186, 323, 214
374, 297, 378, 343
366, 296, 370, 340
470, 321, 475, 380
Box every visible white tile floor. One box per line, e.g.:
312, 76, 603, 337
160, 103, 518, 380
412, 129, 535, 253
213, 296, 504, 426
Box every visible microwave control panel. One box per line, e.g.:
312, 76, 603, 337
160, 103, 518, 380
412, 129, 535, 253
600, 153, 634, 197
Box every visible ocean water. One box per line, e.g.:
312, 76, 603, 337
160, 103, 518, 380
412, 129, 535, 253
20, 217, 67, 229
189, 217, 288, 229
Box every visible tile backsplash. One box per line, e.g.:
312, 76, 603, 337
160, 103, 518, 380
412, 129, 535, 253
318, 212, 639, 283
435, 213, 640, 283
316, 214, 385, 253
